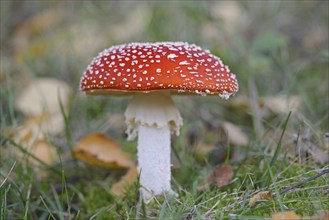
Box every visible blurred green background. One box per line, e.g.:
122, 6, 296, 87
1, 0, 328, 122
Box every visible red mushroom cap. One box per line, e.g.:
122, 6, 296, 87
80, 42, 238, 99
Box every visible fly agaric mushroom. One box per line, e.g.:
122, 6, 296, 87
80, 42, 238, 202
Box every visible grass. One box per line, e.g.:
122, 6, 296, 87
1, 1, 328, 219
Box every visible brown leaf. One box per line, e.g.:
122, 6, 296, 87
209, 164, 234, 187
249, 191, 273, 208
73, 133, 133, 169
111, 166, 138, 197
198, 164, 233, 191
271, 211, 301, 220
15, 78, 71, 116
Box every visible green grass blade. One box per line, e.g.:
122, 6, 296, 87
270, 111, 292, 166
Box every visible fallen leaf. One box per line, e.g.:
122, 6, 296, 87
15, 78, 71, 116
13, 139, 58, 178
73, 133, 133, 169
13, 112, 65, 148
31, 140, 58, 178
28, 140, 58, 165
210, 164, 234, 187
271, 211, 301, 220
249, 191, 273, 208
222, 122, 249, 146
111, 166, 138, 197
198, 164, 233, 191
228, 95, 301, 116
14, 119, 41, 147
262, 96, 301, 115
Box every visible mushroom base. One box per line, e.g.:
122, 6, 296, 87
138, 124, 174, 201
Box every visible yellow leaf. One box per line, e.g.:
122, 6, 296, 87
73, 133, 134, 169
111, 166, 138, 197
271, 211, 301, 220
249, 191, 273, 208
28, 140, 58, 165
12, 139, 58, 178
228, 95, 301, 116
10, 115, 59, 178
15, 78, 71, 116
13, 138, 57, 165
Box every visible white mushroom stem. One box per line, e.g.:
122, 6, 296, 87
138, 125, 171, 199
124, 92, 182, 202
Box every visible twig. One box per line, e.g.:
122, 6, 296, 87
0, 161, 16, 188
274, 168, 329, 197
